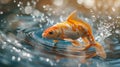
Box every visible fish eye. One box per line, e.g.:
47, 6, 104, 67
49, 31, 53, 35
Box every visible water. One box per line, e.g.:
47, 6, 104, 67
0, 0, 120, 67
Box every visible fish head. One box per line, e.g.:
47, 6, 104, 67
42, 26, 60, 39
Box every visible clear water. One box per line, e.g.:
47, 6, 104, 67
0, 0, 120, 67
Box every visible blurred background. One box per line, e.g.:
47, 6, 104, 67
0, 0, 120, 67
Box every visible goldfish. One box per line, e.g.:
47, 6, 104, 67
42, 10, 106, 59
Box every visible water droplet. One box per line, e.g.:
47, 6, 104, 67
17, 57, 21, 61
17, 1, 22, 7
112, 7, 115, 12
43, 5, 46, 9
27, 2, 31, 6
7, 39, 11, 42
0, 11, 3, 14
16, 14, 19, 16
46, 58, 49, 62
24, 5, 33, 14
12, 56, 16, 61
117, 16, 120, 18
49, 8, 52, 11
108, 16, 112, 19
32, 10, 40, 17
32, 0, 36, 5
28, 58, 32, 61
19, 1, 22, 4
77, 0, 84, 4
83, 0, 95, 8
50, 61, 55, 66
32, 16, 35, 18
3, 42, 7, 45
53, 0, 64, 6
48, 13, 52, 16
22, 52, 32, 57
39, 24, 42, 28
115, 29, 120, 34
17, 4, 20, 7
100, 33, 104, 37
19, 7, 22, 11
13, 0, 16, 3
12, 47, 21, 52
43, 5, 50, 10
92, 15, 95, 18
60, 16, 64, 21
15, 42, 22, 47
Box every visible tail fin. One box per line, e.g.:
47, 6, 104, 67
94, 42, 106, 59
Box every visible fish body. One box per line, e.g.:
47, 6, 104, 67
42, 11, 106, 59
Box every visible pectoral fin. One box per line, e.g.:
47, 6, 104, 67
71, 40, 81, 47
81, 44, 92, 51
82, 37, 89, 45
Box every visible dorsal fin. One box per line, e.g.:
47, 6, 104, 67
66, 10, 85, 24
67, 10, 78, 21
66, 10, 92, 30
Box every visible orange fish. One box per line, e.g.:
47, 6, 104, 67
42, 10, 106, 59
